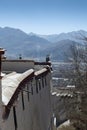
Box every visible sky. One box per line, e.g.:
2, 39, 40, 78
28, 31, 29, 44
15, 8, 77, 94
0, 0, 87, 34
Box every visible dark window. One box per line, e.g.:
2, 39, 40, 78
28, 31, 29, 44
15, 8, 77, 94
27, 84, 29, 101
13, 106, 18, 130
36, 80, 38, 93
21, 91, 25, 110
31, 82, 33, 95
42, 78, 44, 88
39, 80, 41, 90
45, 76, 47, 86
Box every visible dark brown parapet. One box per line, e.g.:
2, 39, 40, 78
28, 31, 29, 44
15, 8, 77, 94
34, 61, 51, 66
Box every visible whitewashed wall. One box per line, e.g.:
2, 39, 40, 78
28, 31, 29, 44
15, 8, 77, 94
2, 73, 52, 130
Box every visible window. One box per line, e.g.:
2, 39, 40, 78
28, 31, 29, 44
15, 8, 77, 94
36, 80, 38, 93
39, 79, 41, 90
45, 76, 47, 86
27, 84, 30, 101
31, 81, 33, 95
42, 78, 44, 88
21, 91, 25, 110
13, 106, 18, 130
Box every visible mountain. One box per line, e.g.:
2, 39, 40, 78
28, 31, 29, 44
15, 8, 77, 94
0, 27, 86, 61
40, 39, 79, 61
39, 30, 87, 43
0, 27, 51, 59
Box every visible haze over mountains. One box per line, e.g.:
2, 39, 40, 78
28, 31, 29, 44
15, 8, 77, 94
0, 27, 87, 61
39, 30, 87, 43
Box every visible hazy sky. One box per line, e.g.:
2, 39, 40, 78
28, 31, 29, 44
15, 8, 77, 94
0, 0, 87, 34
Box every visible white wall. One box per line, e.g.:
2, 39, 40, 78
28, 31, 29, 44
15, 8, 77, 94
2, 73, 52, 130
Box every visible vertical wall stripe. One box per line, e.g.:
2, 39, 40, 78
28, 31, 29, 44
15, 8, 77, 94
13, 106, 18, 130
21, 91, 25, 110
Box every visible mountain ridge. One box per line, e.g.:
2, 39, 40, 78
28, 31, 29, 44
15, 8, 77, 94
0, 27, 87, 61
38, 30, 87, 43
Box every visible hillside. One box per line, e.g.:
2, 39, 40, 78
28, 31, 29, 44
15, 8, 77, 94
40, 39, 79, 61
39, 30, 87, 43
0, 27, 87, 61
0, 27, 51, 59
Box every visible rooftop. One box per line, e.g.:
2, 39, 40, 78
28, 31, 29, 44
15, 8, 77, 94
2, 69, 34, 106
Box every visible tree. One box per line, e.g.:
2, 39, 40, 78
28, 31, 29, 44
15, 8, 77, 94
68, 39, 87, 130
